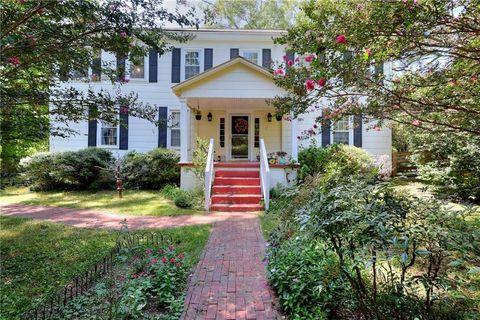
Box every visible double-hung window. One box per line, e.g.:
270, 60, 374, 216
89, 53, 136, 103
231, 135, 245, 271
241, 50, 259, 64
184, 50, 201, 79
129, 55, 145, 80
100, 121, 118, 147
332, 117, 350, 144
170, 111, 181, 148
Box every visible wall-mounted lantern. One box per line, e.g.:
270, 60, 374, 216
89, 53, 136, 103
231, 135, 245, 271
207, 112, 212, 122
267, 112, 273, 122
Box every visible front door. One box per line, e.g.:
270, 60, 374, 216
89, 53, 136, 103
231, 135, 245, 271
231, 115, 249, 160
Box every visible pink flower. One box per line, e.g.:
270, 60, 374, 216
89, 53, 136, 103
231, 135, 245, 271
282, 55, 287, 61
287, 60, 293, 67
8, 56, 20, 66
373, 126, 381, 132
336, 34, 347, 44
177, 254, 184, 259
158, 249, 164, 254
170, 257, 176, 263
305, 79, 315, 91
365, 48, 372, 56
176, 263, 182, 268
412, 119, 421, 126
318, 78, 326, 87
304, 55, 314, 63
151, 258, 158, 264
161, 257, 168, 263
168, 245, 175, 251
294, 57, 300, 62
145, 249, 152, 254
120, 76, 129, 83
120, 31, 127, 38
274, 68, 285, 76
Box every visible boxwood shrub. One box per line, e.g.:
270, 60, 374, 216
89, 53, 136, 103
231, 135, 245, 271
21, 148, 114, 191
121, 148, 180, 190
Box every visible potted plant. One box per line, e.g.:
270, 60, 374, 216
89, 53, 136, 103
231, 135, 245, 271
277, 151, 288, 165
195, 110, 202, 120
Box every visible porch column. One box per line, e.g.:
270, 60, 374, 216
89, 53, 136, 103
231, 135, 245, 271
180, 98, 190, 162
290, 112, 298, 161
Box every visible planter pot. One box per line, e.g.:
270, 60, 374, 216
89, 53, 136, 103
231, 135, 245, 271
195, 114, 202, 120
278, 157, 287, 165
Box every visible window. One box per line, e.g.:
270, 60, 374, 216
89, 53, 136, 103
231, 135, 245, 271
219, 118, 225, 148
90, 49, 102, 81
100, 122, 118, 146
129, 56, 145, 79
254, 118, 260, 147
185, 50, 200, 79
241, 50, 259, 64
170, 111, 180, 148
332, 117, 350, 144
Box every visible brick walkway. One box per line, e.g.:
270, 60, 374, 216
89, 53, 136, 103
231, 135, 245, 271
181, 215, 281, 320
0, 203, 258, 230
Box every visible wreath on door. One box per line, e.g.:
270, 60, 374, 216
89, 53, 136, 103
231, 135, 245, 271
234, 118, 248, 133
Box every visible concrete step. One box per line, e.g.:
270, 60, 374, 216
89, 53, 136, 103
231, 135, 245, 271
211, 194, 263, 205
214, 177, 260, 186
212, 185, 261, 194
215, 170, 260, 178
210, 203, 264, 212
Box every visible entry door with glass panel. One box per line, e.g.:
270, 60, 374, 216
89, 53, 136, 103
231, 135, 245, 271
231, 116, 249, 159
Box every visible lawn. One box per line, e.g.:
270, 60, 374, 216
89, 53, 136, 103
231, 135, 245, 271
0, 187, 204, 217
0, 216, 211, 319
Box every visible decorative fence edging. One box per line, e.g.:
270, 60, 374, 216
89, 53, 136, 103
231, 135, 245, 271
23, 232, 174, 320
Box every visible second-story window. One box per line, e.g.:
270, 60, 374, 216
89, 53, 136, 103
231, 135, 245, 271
185, 50, 200, 79
332, 117, 350, 144
129, 56, 145, 79
241, 50, 259, 64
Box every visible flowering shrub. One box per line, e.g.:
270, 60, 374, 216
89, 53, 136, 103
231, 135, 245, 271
55, 244, 190, 319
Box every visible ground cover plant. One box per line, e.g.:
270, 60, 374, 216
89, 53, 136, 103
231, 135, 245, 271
0, 188, 203, 217
264, 145, 480, 319
53, 243, 191, 320
0, 216, 211, 319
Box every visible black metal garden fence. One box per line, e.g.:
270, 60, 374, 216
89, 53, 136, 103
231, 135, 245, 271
22, 232, 174, 320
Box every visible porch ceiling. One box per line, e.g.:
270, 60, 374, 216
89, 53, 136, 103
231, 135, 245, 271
186, 97, 273, 110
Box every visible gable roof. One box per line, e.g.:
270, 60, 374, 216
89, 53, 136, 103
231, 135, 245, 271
172, 57, 274, 97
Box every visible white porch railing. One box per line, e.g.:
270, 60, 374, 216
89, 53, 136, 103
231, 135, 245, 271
204, 138, 215, 211
259, 138, 270, 210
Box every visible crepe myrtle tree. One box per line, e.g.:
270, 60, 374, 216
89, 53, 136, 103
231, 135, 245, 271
0, 0, 198, 174
269, 0, 480, 138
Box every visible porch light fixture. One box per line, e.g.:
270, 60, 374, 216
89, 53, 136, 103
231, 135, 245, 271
207, 112, 212, 122
267, 112, 272, 122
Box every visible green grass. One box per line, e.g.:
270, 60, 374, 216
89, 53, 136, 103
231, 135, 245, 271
259, 211, 280, 239
0, 216, 211, 319
0, 187, 204, 217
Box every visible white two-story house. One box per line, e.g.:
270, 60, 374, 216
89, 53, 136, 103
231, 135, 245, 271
50, 28, 392, 211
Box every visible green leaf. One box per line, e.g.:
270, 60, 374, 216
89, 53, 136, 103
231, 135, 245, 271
467, 267, 480, 274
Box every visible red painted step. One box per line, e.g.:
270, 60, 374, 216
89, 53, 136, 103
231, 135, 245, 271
211, 194, 262, 205
212, 185, 261, 195
210, 204, 264, 212
215, 170, 260, 178
214, 162, 260, 169
214, 177, 260, 186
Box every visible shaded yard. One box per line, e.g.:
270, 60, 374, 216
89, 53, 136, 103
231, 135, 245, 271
0, 216, 211, 319
0, 187, 204, 217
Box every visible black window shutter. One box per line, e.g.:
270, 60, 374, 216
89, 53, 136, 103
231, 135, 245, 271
171, 48, 181, 83
353, 115, 362, 148
321, 119, 331, 147
116, 53, 126, 80
88, 106, 97, 147
119, 107, 129, 150
262, 49, 271, 68
158, 107, 168, 148
230, 48, 239, 59
204, 48, 213, 70
149, 48, 158, 82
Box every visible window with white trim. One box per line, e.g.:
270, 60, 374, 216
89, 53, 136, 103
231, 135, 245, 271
100, 121, 118, 146
129, 56, 145, 79
184, 50, 200, 79
241, 50, 259, 64
332, 117, 350, 144
170, 111, 181, 148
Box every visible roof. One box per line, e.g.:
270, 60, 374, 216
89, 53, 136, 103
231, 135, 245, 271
171, 57, 274, 97
166, 28, 285, 35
